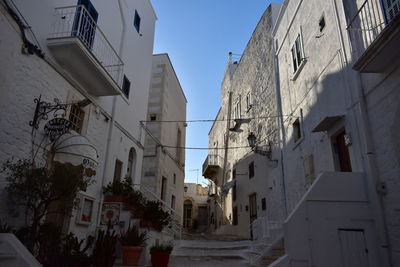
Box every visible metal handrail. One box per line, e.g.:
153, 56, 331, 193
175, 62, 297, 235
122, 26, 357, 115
134, 183, 183, 239
345, 0, 389, 60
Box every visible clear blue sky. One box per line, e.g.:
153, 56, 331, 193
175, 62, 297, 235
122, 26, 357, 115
151, 0, 280, 185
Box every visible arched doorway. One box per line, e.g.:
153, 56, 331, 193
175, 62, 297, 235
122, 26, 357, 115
127, 148, 136, 180
183, 199, 193, 229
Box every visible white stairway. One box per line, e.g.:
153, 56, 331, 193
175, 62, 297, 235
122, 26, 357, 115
169, 239, 252, 267
0, 234, 41, 267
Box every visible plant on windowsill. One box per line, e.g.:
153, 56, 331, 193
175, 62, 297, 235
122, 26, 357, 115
119, 224, 147, 266
150, 243, 173, 267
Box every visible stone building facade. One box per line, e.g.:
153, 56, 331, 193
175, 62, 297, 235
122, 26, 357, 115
204, 3, 283, 238
206, 0, 400, 266
0, 0, 157, 240
141, 54, 187, 223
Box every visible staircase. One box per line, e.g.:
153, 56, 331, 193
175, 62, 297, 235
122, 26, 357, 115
0, 233, 41, 267
252, 237, 286, 267
169, 235, 252, 267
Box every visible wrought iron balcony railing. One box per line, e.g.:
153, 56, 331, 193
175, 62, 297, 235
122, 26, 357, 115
346, 0, 400, 64
49, 5, 124, 87
202, 154, 223, 179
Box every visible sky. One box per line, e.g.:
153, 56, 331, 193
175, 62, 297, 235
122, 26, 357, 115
151, 0, 280, 186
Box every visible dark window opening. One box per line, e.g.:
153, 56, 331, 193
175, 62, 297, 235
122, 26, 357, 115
249, 162, 255, 179
261, 198, 266, 211
150, 114, 156, 121
173, 173, 176, 184
319, 16, 326, 32
134, 10, 141, 33
171, 195, 176, 210
113, 159, 123, 182
233, 206, 238, 225
293, 118, 302, 142
161, 176, 167, 201
122, 75, 131, 98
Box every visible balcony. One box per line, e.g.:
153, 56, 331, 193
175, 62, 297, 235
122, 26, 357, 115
202, 154, 223, 180
47, 6, 124, 96
347, 0, 400, 72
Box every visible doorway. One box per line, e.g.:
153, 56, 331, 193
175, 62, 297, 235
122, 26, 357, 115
338, 229, 370, 267
183, 200, 192, 229
249, 193, 257, 239
332, 129, 352, 172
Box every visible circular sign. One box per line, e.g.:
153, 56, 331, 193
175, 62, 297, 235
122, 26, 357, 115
44, 118, 72, 140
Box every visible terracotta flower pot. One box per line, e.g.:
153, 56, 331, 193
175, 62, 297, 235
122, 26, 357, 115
150, 252, 171, 267
122, 246, 144, 266
104, 195, 125, 202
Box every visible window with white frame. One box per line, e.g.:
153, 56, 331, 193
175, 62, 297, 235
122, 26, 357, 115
291, 34, 304, 73
76, 195, 94, 225
69, 104, 85, 134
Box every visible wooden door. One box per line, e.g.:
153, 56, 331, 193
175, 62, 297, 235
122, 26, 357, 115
336, 131, 352, 172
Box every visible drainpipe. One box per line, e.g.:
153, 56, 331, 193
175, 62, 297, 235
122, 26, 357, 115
332, 1, 392, 266
95, 1, 127, 228
272, 40, 288, 219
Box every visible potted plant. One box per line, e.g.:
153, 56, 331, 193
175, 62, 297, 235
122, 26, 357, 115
140, 200, 170, 232
150, 243, 173, 267
60, 233, 94, 267
119, 224, 147, 266
92, 226, 118, 267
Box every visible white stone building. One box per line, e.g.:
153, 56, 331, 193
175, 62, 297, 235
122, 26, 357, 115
0, 0, 156, 240
206, 0, 400, 266
141, 53, 187, 224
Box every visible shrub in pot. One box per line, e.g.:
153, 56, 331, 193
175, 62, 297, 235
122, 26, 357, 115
150, 243, 173, 267
92, 226, 118, 267
119, 225, 147, 266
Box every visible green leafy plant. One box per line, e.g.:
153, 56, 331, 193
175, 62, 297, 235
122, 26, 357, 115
61, 233, 94, 265
0, 221, 13, 233
92, 225, 118, 267
119, 224, 147, 247
150, 243, 173, 253
2, 159, 93, 254
141, 200, 171, 232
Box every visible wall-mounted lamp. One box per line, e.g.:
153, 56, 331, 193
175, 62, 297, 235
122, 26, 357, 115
184, 185, 188, 193
247, 132, 276, 162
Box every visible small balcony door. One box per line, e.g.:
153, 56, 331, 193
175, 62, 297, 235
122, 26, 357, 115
333, 130, 352, 172
249, 193, 257, 239
73, 0, 98, 49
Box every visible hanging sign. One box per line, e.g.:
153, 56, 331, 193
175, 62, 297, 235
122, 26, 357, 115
44, 118, 72, 141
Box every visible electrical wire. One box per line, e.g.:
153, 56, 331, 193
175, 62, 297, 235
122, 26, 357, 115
141, 114, 296, 124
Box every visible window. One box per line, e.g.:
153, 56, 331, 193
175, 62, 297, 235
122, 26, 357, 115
176, 128, 182, 163
319, 15, 326, 32
383, 0, 400, 22
69, 104, 85, 134
261, 198, 266, 211
291, 34, 304, 73
150, 114, 156, 121
171, 195, 176, 210
134, 10, 141, 33
76, 195, 94, 225
232, 169, 236, 201
122, 75, 131, 98
249, 193, 257, 220
293, 118, 302, 143
232, 206, 238, 225
74, 0, 98, 49
173, 173, 176, 184
234, 96, 241, 119
161, 177, 167, 201
249, 161, 255, 179
113, 159, 123, 182
246, 92, 252, 111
